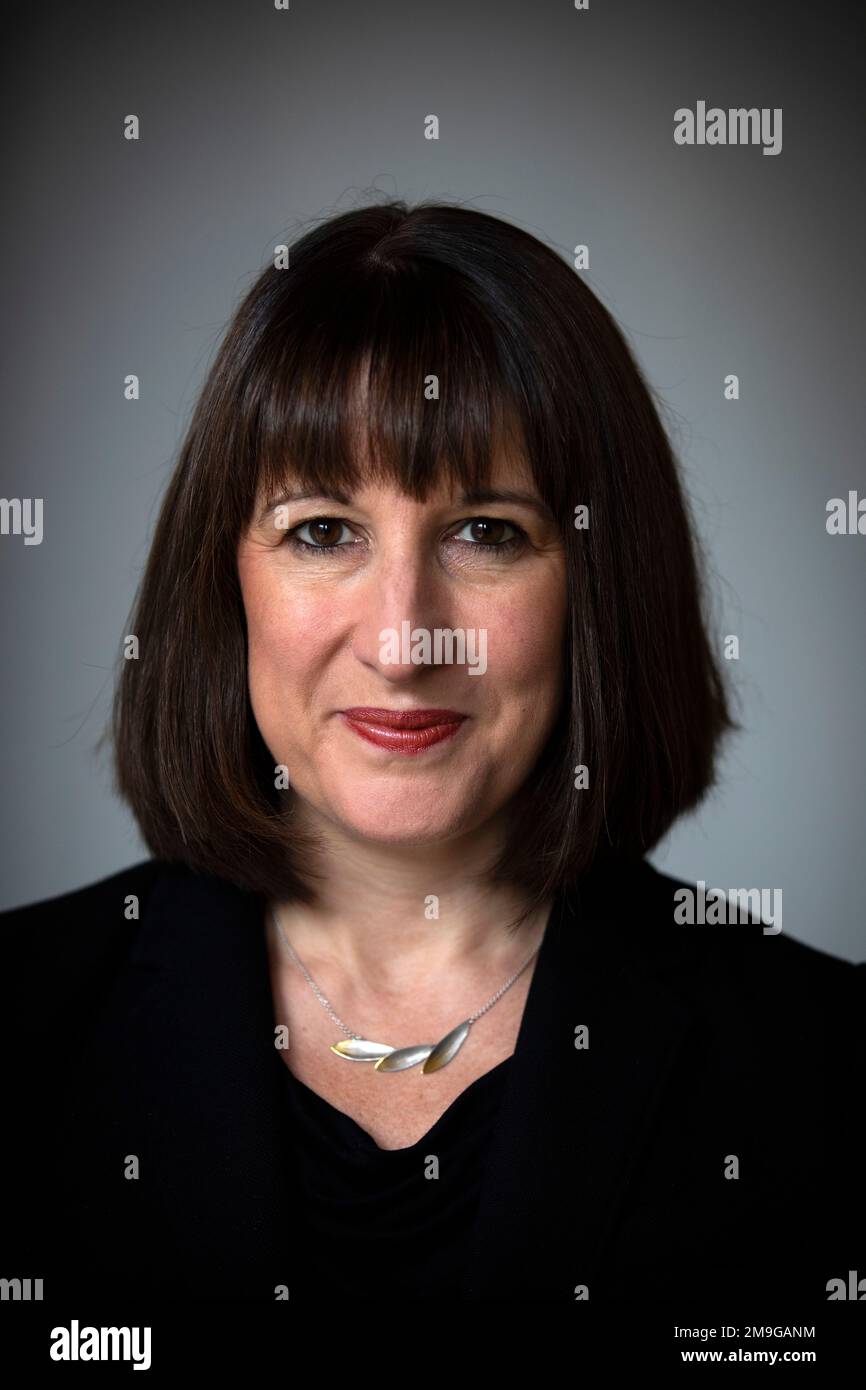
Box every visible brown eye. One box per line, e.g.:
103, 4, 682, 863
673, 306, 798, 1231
464, 519, 510, 545
451, 517, 525, 554
287, 517, 354, 552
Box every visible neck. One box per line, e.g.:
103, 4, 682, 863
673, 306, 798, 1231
266, 810, 550, 996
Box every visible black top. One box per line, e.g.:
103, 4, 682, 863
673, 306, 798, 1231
1, 855, 863, 1304
276, 1050, 513, 1297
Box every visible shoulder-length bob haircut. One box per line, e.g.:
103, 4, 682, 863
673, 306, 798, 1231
108, 198, 740, 916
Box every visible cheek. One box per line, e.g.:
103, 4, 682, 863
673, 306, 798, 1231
241, 572, 323, 712
246, 599, 316, 695
484, 588, 566, 696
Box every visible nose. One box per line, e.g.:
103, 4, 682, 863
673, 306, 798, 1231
348, 544, 452, 682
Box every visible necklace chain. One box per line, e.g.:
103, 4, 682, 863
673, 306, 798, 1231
270, 906, 542, 1042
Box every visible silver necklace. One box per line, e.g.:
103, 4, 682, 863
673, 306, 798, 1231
270, 906, 543, 1074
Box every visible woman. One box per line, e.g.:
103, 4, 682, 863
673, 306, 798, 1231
1, 201, 861, 1306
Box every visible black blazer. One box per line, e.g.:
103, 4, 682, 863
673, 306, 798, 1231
1, 856, 863, 1305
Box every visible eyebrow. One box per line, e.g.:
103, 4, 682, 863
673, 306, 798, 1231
257, 486, 555, 526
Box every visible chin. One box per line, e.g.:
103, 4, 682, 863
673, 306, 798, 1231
343, 817, 462, 846
327, 799, 470, 846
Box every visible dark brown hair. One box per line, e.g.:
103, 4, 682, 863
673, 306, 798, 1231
106, 198, 740, 922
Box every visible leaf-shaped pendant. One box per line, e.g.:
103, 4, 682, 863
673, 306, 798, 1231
332, 1022, 473, 1072
421, 1020, 472, 1073
330, 1038, 395, 1061
374, 1043, 435, 1072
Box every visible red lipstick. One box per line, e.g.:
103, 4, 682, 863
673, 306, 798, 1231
340, 707, 467, 755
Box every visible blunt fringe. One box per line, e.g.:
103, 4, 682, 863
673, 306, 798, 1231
106, 198, 741, 926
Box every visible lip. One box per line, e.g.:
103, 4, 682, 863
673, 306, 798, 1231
341, 707, 466, 728
339, 708, 468, 755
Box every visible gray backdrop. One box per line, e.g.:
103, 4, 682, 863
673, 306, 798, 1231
2, 0, 863, 959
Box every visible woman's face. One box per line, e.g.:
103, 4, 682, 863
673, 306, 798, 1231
236, 448, 568, 849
